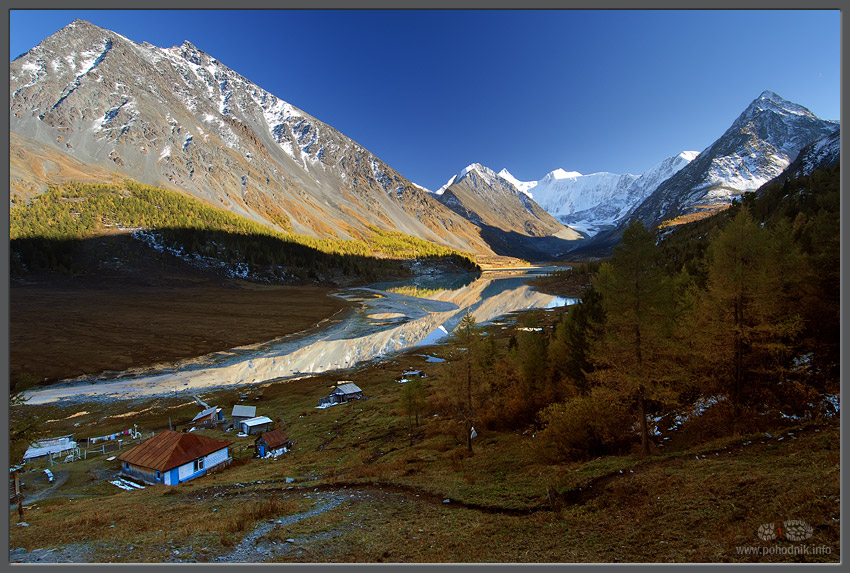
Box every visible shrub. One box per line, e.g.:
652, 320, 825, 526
537, 387, 633, 461
223, 495, 297, 533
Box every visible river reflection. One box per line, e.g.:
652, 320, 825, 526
23, 268, 578, 404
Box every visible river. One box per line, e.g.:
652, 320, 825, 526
22, 267, 577, 405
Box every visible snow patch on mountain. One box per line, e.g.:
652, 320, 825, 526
791, 128, 840, 177
701, 151, 787, 195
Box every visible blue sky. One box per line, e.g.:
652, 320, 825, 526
9, 10, 841, 190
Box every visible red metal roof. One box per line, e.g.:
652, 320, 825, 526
117, 430, 232, 472
257, 429, 290, 449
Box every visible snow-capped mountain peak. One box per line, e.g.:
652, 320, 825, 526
545, 168, 583, 181
441, 151, 700, 238
748, 90, 818, 120
619, 91, 839, 234
436, 162, 502, 195
496, 168, 535, 197
512, 152, 698, 236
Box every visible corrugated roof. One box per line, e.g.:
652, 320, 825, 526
231, 405, 256, 418
241, 416, 273, 427
192, 406, 219, 422
334, 382, 362, 395
117, 430, 232, 472
258, 429, 290, 449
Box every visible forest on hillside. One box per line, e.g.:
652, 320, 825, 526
430, 164, 840, 458
9, 181, 479, 284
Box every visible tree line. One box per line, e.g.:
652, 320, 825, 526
10, 180, 478, 282
429, 163, 839, 459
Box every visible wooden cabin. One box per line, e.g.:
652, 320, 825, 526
254, 429, 292, 458
117, 430, 232, 485
318, 382, 363, 407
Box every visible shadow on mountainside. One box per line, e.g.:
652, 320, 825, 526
10, 229, 413, 288
476, 224, 589, 262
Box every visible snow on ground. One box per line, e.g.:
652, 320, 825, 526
700, 153, 788, 192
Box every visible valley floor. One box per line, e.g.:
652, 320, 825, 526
10, 278, 353, 392
8, 319, 840, 563
8, 419, 840, 563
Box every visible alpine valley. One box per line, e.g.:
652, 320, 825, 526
8, 18, 842, 565
9, 20, 839, 262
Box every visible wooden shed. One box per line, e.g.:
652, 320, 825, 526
192, 406, 223, 428
318, 382, 363, 407
117, 430, 232, 485
254, 429, 292, 458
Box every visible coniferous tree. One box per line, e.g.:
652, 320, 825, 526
437, 310, 492, 452
686, 207, 804, 430
589, 220, 679, 455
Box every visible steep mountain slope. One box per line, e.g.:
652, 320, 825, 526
785, 128, 840, 178
497, 151, 698, 236
627, 91, 839, 228
572, 91, 839, 257
9, 19, 492, 255
433, 164, 582, 260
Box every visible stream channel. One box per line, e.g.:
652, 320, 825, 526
22, 267, 578, 405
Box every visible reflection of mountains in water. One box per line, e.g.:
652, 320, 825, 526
22, 272, 577, 404
371, 271, 479, 295
226, 274, 576, 384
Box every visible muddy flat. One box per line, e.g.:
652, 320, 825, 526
10, 279, 352, 391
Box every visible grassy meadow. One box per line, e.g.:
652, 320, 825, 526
9, 306, 840, 563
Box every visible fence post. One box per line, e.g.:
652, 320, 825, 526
14, 471, 23, 520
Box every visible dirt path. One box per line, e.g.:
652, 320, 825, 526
214, 491, 349, 563
8, 471, 70, 511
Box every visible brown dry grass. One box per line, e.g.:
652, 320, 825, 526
8, 310, 839, 563
223, 495, 301, 533
658, 204, 732, 229
10, 280, 351, 387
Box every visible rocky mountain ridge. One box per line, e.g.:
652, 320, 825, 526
9, 19, 493, 256
434, 163, 582, 260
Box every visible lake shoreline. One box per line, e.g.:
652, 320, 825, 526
19, 268, 571, 406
